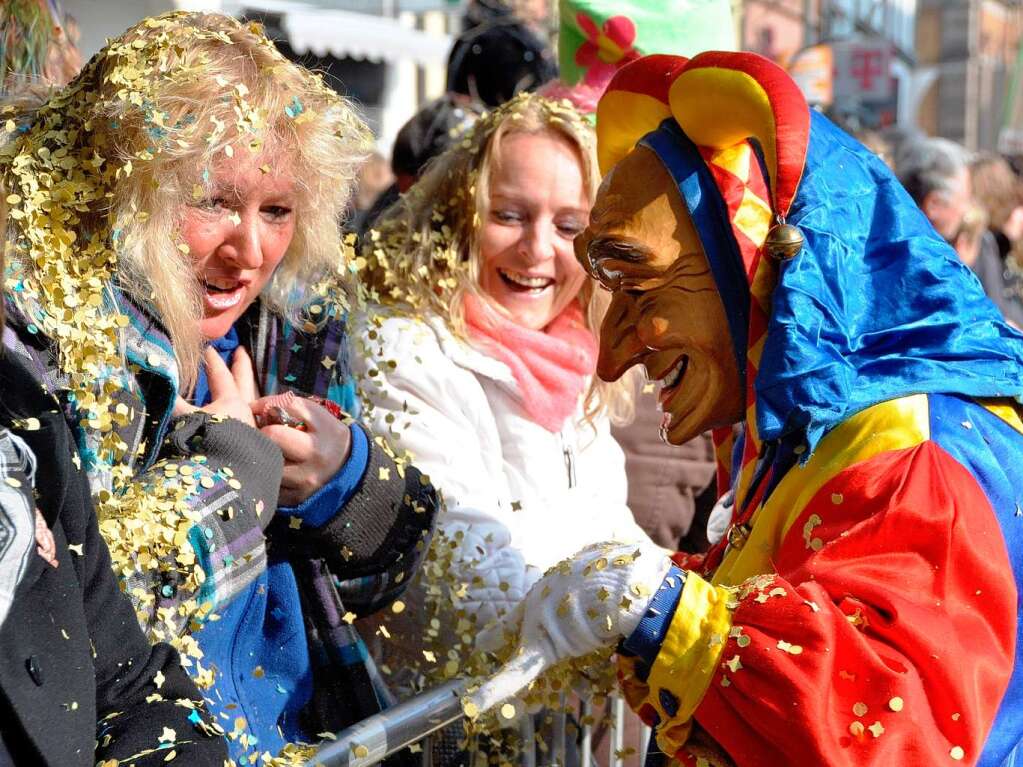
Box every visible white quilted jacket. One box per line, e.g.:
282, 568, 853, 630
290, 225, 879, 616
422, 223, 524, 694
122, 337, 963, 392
353, 312, 650, 630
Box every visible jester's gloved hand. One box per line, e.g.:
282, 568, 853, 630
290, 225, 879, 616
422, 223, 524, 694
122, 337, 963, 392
469, 541, 675, 714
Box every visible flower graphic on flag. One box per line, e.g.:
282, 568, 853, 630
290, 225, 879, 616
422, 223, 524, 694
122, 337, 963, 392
574, 13, 640, 87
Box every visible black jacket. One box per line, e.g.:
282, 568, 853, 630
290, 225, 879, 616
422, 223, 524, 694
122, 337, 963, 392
0, 352, 228, 766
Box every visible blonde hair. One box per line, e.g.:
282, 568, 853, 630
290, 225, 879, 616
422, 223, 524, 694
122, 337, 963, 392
2, 12, 370, 392
363, 92, 633, 424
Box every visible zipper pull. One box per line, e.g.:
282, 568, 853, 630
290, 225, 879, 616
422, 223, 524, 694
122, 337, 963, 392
563, 443, 576, 488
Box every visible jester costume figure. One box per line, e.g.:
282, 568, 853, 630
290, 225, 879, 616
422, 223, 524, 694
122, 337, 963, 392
475, 52, 1023, 767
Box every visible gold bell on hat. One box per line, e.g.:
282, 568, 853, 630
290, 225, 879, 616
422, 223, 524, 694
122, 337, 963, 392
764, 222, 804, 261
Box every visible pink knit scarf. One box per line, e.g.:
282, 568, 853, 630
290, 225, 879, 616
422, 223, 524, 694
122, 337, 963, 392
464, 294, 597, 432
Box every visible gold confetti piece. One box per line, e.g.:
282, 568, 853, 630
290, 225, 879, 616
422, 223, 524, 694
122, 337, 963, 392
154, 669, 165, 688
868, 721, 885, 738
852, 702, 867, 716
462, 700, 479, 719
391, 600, 405, 614
163, 751, 176, 762
849, 721, 865, 738
160, 726, 176, 742
342, 611, 356, 624
4, 477, 20, 488
951, 712, 961, 721
353, 744, 369, 758
378, 467, 391, 481
500, 703, 516, 719
724, 655, 743, 673
252, 666, 264, 678
68, 543, 84, 556
950, 746, 965, 760
423, 650, 436, 662
889, 697, 904, 712
831, 493, 844, 504
288, 516, 302, 529
777, 640, 802, 654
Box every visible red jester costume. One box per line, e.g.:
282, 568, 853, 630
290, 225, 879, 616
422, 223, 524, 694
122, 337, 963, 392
567, 53, 1023, 766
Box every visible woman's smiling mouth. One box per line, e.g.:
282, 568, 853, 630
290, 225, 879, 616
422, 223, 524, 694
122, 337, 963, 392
497, 267, 555, 293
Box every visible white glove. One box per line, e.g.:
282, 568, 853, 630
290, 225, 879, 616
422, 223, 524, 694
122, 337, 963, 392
468, 540, 673, 716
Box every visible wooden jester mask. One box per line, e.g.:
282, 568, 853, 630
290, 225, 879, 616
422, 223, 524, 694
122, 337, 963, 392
577, 53, 809, 450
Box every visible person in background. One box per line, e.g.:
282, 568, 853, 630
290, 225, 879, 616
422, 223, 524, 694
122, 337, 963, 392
355, 92, 653, 671
359, 95, 481, 236
1, 12, 438, 762
611, 392, 717, 551
0, 266, 227, 765
896, 136, 973, 245
446, 0, 557, 108
348, 150, 395, 234
853, 127, 894, 169
970, 153, 1023, 328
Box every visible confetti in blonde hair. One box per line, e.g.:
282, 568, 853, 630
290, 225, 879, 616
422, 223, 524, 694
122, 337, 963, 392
363, 91, 635, 426
0, 19, 370, 752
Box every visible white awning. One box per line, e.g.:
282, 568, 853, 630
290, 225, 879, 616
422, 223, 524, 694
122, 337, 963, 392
231, 0, 452, 65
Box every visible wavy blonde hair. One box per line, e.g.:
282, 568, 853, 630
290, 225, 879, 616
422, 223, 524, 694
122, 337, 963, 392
2, 12, 370, 392
363, 92, 634, 425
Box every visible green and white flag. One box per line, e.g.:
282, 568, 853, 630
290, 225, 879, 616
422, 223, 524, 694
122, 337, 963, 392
558, 0, 737, 89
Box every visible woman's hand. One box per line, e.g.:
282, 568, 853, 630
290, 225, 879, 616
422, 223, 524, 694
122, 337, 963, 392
172, 346, 259, 428
252, 394, 352, 506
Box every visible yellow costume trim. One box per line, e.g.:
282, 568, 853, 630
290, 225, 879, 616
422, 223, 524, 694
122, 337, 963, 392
981, 398, 1023, 435
645, 573, 734, 756
596, 90, 672, 174
714, 393, 931, 586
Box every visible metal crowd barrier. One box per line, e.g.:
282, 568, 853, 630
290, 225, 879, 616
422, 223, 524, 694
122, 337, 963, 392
312, 683, 651, 767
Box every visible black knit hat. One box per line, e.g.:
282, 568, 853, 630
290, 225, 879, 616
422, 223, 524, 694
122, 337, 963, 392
446, 13, 557, 108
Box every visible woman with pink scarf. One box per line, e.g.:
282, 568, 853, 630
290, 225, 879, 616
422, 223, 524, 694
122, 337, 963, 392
354, 92, 651, 667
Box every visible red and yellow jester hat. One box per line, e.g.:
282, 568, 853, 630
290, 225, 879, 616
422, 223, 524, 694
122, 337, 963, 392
595, 51, 811, 496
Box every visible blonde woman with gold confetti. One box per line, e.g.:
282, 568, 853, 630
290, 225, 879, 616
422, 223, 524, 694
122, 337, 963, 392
356, 93, 655, 669
0, 12, 439, 762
